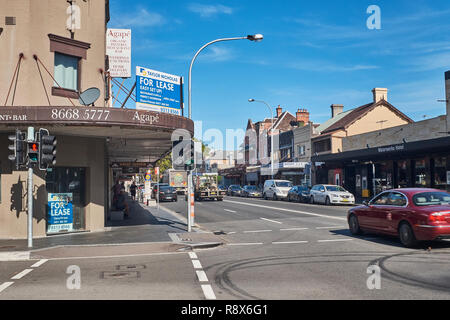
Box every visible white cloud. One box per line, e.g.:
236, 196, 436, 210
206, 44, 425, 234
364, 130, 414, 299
290, 60, 379, 72
112, 8, 165, 28
188, 3, 233, 18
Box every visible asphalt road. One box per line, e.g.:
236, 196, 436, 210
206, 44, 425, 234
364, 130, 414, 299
1, 195, 450, 300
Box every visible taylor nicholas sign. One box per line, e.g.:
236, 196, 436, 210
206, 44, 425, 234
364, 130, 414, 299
135, 66, 183, 115
106, 28, 131, 78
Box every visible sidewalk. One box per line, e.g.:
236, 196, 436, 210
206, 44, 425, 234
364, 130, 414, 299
0, 199, 224, 260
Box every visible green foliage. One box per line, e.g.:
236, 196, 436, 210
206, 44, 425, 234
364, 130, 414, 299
156, 153, 172, 175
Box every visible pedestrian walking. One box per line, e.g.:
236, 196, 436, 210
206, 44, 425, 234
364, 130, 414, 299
130, 181, 137, 201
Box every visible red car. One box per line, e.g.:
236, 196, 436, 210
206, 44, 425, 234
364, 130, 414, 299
348, 188, 450, 247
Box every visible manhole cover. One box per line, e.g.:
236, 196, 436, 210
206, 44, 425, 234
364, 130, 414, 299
115, 264, 146, 271
100, 271, 140, 279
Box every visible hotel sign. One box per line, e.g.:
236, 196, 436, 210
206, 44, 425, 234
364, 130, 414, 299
377, 144, 405, 153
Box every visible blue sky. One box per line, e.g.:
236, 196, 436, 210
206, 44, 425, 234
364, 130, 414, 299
109, 0, 450, 150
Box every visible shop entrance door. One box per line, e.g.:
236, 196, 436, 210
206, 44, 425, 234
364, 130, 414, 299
45, 167, 86, 234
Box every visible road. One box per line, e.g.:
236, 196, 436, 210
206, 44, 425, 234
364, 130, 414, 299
1, 195, 450, 300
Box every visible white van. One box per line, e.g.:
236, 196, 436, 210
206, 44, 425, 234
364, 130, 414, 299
263, 180, 293, 200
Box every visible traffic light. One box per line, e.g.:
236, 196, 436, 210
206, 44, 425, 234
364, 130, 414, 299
184, 140, 195, 171
8, 130, 26, 170
171, 139, 194, 171
27, 141, 39, 163
39, 129, 57, 170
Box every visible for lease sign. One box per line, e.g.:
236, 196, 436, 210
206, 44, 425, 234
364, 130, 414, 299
47, 193, 74, 234
135, 66, 182, 115
106, 29, 131, 78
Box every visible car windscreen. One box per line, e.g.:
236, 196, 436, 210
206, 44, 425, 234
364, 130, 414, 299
275, 181, 292, 187
325, 186, 347, 192
246, 186, 257, 190
412, 192, 450, 206
298, 186, 309, 192
160, 186, 175, 192
232, 186, 241, 190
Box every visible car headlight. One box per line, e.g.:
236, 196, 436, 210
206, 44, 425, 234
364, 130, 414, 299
331, 194, 339, 198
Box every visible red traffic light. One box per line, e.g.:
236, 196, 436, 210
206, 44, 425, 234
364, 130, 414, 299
30, 143, 38, 152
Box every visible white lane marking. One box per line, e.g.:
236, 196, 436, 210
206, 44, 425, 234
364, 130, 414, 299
317, 239, 354, 243
201, 284, 217, 300
30, 259, 48, 268
260, 218, 282, 224
316, 226, 345, 229
0, 282, 14, 293
11, 269, 33, 280
272, 241, 309, 245
188, 252, 198, 259
225, 199, 346, 221
224, 209, 237, 213
280, 228, 309, 231
196, 270, 209, 282
227, 232, 237, 235
192, 260, 203, 269
243, 230, 272, 233
228, 242, 263, 246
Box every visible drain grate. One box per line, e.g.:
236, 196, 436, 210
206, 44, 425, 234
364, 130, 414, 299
100, 271, 140, 279
115, 264, 146, 271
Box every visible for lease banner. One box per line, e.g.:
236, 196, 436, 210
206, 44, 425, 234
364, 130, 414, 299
47, 193, 73, 234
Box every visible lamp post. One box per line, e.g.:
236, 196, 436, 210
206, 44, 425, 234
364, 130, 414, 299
186, 34, 263, 232
248, 99, 274, 179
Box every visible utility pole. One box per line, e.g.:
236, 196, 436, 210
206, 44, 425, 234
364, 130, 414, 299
27, 127, 34, 248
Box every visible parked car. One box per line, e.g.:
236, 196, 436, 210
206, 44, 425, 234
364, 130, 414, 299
241, 185, 262, 198
263, 180, 293, 200
309, 184, 355, 205
287, 185, 310, 203
227, 185, 242, 196
348, 188, 450, 247
151, 183, 169, 199
155, 186, 178, 202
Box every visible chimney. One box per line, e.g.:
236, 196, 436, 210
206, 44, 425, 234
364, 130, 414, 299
372, 88, 388, 103
330, 104, 344, 118
296, 108, 310, 124
276, 105, 282, 118
446, 71, 450, 134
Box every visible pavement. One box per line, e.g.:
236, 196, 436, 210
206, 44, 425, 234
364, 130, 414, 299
0, 198, 224, 261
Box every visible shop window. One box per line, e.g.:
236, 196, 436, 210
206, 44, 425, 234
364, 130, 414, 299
298, 145, 306, 156
397, 160, 408, 188
45, 167, 86, 234
414, 159, 428, 187
434, 157, 447, 188
54, 53, 79, 91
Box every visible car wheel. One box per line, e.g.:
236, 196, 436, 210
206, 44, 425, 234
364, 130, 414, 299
325, 196, 330, 205
263, 193, 267, 200
399, 222, 418, 248
348, 214, 363, 235
310, 196, 314, 204
273, 194, 277, 201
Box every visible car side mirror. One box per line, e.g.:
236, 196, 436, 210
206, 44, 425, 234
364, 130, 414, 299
363, 200, 369, 206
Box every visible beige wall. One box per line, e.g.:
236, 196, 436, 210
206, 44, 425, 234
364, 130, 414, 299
0, 0, 106, 107
345, 105, 409, 136
343, 115, 447, 152
0, 133, 106, 239
293, 124, 318, 161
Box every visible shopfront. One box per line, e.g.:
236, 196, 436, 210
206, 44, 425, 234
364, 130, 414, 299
312, 136, 450, 199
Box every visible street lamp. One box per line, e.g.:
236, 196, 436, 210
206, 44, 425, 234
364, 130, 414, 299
188, 34, 263, 119
186, 34, 263, 232
248, 99, 274, 179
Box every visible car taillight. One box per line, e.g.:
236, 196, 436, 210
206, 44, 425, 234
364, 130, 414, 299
428, 212, 449, 223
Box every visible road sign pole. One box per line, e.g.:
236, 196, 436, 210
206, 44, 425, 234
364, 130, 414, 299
27, 127, 34, 248
187, 171, 192, 232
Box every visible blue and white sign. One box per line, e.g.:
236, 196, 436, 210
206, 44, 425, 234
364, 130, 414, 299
47, 193, 73, 234
136, 66, 182, 115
